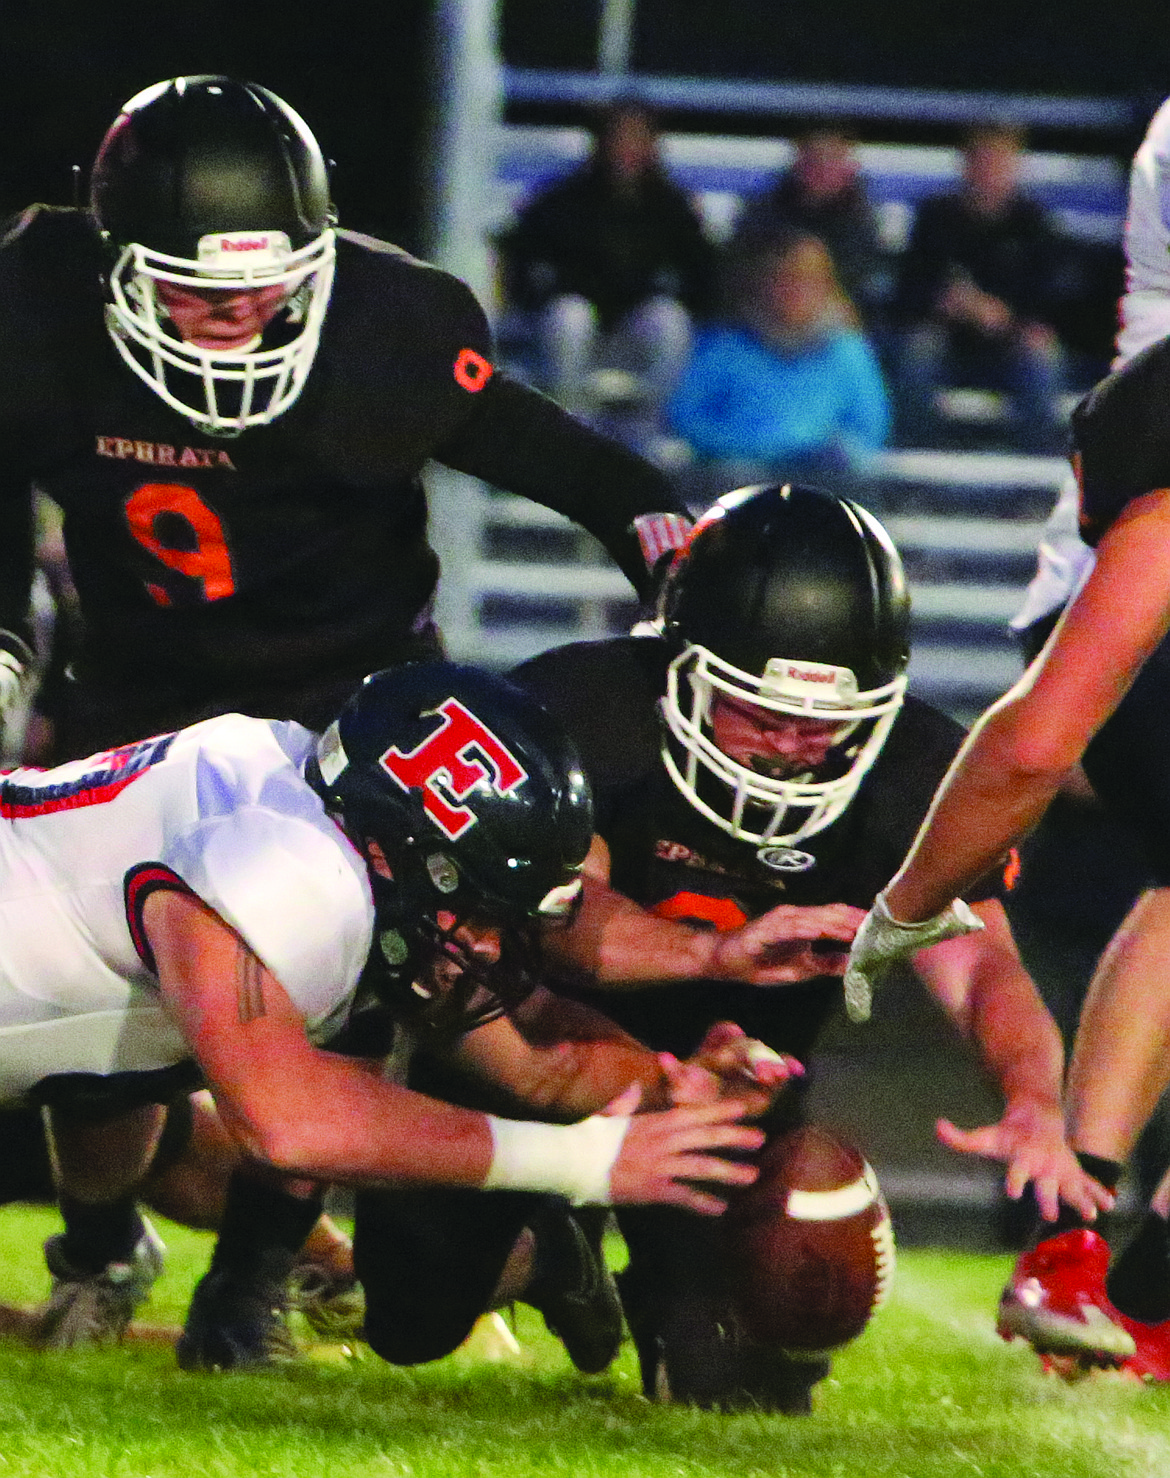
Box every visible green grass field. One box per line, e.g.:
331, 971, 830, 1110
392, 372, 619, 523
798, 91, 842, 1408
1, 1205, 1169, 1478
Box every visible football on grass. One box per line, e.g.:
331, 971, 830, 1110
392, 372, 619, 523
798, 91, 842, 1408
725, 1125, 895, 1353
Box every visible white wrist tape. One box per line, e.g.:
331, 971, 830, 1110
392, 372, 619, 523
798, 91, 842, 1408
481, 1113, 632, 1205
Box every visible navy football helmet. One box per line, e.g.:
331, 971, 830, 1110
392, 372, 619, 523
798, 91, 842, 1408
90, 75, 336, 435
659, 483, 911, 851
309, 662, 594, 1022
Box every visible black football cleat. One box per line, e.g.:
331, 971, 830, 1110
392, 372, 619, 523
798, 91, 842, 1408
626, 1285, 830, 1413
525, 1205, 624, 1374
289, 1260, 366, 1341
176, 1265, 300, 1372
34, 1218, 165, 1350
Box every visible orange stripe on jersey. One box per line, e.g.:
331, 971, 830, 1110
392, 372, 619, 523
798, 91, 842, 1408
1003, 846, 1022, 891
651, 891, 748, 933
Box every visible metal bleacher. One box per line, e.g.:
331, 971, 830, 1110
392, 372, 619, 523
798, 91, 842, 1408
430, 122, 1107, 722
432, 451, 1063, 725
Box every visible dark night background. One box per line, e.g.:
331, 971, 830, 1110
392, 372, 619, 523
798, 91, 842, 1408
2, 0, 1167, 248
0, 0, 433, 247
501, 0, 1170, 102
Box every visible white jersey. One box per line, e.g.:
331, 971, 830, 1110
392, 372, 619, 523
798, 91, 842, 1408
1017, 97, 1170, 630
0, 714, 373, 1100
1117, 96, 1170, 364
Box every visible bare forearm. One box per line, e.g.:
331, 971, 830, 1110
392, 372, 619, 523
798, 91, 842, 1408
214, 1049, 499, 1187
1067, 889, 1170, 1161
550, 878, 718, 986
886, 699, 1063, 923
497, 1040, 668, 1119
964, 955, 1066, 1116
917, 906, 1065, 1115
892, 501, 1170, 925
459, 990, 670, 1118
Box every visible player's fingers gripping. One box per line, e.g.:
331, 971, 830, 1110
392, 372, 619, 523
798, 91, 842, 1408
696, 1020, 748, 1053
750, 902, 866, 947
659, 1052, 719, 1106
753, 945, 851, 984
600, 1082, 643, 1117
609, 1100, 763, 1212
1075, 1173, 1115, 1220
724, 906, 864, 986
664, 1181, 739, 1216
1027, 1162, 1112, 1223
691, 1023, 802, 1088
1027, 1172, 1062, 1224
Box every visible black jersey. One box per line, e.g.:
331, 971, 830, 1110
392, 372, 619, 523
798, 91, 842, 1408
514, 637, 1002, 1060
1071, 336, 1170, 545
0, 207, 682, 694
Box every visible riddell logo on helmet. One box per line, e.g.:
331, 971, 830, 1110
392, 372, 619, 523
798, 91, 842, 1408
379, 698, 529, 841
787, 665, 836, 683
197, 230, 292, 263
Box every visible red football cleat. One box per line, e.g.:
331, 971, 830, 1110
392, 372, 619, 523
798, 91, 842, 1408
1115, 1310, 1170, 1382
996, 1230, 1136, 1364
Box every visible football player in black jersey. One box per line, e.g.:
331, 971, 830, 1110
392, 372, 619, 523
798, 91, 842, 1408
0, 74, 689, 764
843, 321, 1170, 1378
506, 482, 1104, 1409
0, 73, 692, 1347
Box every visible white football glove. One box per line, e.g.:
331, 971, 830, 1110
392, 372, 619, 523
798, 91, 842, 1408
843, 891, 984, 1024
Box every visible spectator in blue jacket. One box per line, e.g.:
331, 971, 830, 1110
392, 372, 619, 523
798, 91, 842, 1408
666, 231, 889, 499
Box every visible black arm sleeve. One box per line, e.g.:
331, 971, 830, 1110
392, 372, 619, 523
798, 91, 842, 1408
432, 369, 686, 597
0, 470, 35, 661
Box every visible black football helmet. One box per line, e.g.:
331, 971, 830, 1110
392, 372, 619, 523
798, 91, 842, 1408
308, 662, 594, 1021
90, 75, 336, 435
659, 483, 911, 851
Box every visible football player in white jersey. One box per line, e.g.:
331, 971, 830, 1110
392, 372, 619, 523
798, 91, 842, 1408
978, 97, 1170, 1382
1012, 95, 1170, 643
2, 661, 791, 1352
847, 99, 1170, 1384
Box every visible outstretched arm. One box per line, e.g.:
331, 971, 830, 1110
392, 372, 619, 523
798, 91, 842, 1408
435, 369, 688, 597
885, 488, 1170, 927
913, 898, 1111, 1222
545, 835, 863, 987
452, 988, 797, 1123
145, 889, 762, 1213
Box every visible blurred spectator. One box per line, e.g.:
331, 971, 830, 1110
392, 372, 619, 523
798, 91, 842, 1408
666, 231, 889, 501
498, 102, 715, 423
728, 126, 887, 325
890, 123, 1072, 451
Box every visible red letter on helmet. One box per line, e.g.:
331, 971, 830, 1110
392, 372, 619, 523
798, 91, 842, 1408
379, 698, 528, 839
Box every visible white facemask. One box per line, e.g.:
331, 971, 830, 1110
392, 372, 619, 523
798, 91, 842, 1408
105, 226, 336, 435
